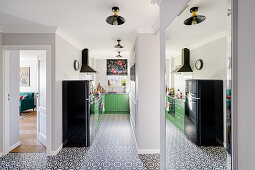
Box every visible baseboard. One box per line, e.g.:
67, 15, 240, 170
9, 141, 21, 152
48, 144, 62, 156
38, 132, 47, 146
138, 149, 160, 154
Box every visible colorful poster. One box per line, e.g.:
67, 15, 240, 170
106, 59, 128, 75
20, 67, 30, 87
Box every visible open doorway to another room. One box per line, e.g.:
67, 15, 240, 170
165, 0, 232, 169
8, 50, 46, 153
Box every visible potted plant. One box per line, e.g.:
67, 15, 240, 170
121, 79, 126, 86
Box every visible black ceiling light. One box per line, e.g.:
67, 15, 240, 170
184, 7, 206, 25
114, 40, 124, 48
116, 51, 122, 57
106, 7, 125, 25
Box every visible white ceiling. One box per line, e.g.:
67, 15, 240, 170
0, 0, 159, 59
20, 50, 46, 60
166, 0, 229, 58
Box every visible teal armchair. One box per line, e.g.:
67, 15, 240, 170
20, 92, 35, 113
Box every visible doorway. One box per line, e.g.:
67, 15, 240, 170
2, 46, 51, 156
9, 50, 46, 153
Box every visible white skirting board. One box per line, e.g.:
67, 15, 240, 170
9, 141, 21, 152
138, 149, 160, 154
48, 144, 62, 156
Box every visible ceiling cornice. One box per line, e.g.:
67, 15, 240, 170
55, 28, 83, 50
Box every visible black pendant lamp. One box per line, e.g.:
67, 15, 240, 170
184, 7, 206, 25
106, 7, 125, 25
114, 40, 124, 48
116, 51, 122, 57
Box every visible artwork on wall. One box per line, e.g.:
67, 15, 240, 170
106, 59, 128, 75
20, 67, 30, 87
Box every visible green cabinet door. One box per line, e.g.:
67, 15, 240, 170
117, 94, 129, 112
175, 100, 185, 133
105, 94, 117, 112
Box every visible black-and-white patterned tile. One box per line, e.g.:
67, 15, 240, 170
166, 119, 232, 170
0, 114, 159, 169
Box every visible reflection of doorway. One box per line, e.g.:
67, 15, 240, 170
3, 48, 49, 154
10, 50, 46, 153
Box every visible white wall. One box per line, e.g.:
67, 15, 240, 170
95, 59, 108, 89
0, 32, 3, 154
134, 33, 160, 153
55, 34, 81, 150
235, 0, 255, 169
20, 59, 38, 93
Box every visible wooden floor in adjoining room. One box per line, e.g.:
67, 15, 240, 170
10, 110, 46, 153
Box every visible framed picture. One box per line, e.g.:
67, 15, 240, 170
20, 67, 30, 87
106, 59, 128, 75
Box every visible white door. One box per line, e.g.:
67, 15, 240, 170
7, 50, 20, 150
37, 58, 47, 146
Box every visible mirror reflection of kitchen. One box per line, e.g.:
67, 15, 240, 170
165, 0, 232, 169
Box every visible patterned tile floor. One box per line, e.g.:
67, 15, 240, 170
0, 114, 159, 169
166, 119, 232, 170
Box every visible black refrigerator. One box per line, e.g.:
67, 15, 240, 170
185, 80, 223, 146
62, 80, 91, 147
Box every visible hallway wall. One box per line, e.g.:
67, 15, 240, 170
55, 34, 81, 151
0, 32, 3, 155
134, 33, 160, 153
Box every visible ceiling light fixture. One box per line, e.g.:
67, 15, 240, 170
184, 7, 206, 25
116, 51, 122, 57
106, 7, 125, 25
114, 40, 124, 48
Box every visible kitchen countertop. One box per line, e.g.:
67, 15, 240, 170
166, 94, 186, 102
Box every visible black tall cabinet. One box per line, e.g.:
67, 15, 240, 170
185, 80, 223, 146
62, 80, 90, 147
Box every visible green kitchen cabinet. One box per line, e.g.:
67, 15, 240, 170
105, 94, 129, 113
117, 94, 129, 112
175, 100, 185, 133
105, 94, 117, 112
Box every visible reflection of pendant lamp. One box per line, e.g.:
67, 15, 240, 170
184, 7, 206, 25
116, 51, 122, 57
106, 7, 125, 25
114, 40, 124, 48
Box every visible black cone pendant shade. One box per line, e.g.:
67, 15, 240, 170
106, 7, 125, 25
184, 7, 206, 25
116, 51, 122, 57
114, 40, 124, 48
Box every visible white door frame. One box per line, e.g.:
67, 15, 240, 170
1, 45, 51, 156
